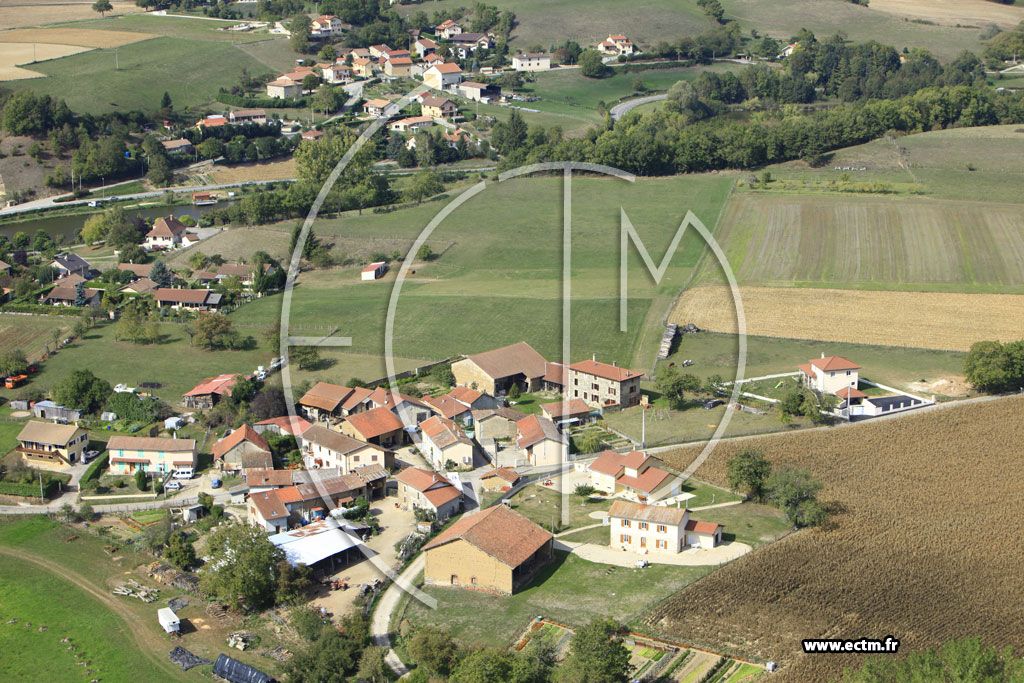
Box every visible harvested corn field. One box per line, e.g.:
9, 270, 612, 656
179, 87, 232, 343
670, 285, 1024, 351
700, 194, 1024, 291
647, 395, 1024, 681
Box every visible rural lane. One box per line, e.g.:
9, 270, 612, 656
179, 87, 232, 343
371, 554, 423, 678
610, 94, 667, 121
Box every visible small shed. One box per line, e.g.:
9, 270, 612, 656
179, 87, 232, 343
361, 261, 387, 280
181, 504, 205, 524
212, 654, 276, 683
32, 400, 82, 422
101, 411, 118, 422
158, 607, 180, 634
227, 484, 249, 505
10, 400, 30, 411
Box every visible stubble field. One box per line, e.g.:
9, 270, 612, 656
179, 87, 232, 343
647, 395, 1024, 681
669, 285, 1024, 351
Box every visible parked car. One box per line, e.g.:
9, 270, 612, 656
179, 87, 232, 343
173, 470, 193, 480
83, 450, 99, 463
210, 478, 222, 489
702, 399, 724, 410
164, 480, 182, 491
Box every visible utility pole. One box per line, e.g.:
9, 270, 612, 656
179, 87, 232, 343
115, 46, 119, 70
39, 472, 44, 504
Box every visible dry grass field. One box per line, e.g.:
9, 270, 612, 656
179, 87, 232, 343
647, 395, 1024, 681
670, 285, 1024, 351
0, 1, 143, 30
204, 158, 297, 185
0, 27, 155, 48
0, 42, 91, 80
869, 0, 1024, 28
699, 193, 1024, 291
164, 226, 292, 268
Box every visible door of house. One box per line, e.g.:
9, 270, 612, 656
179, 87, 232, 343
640, 536, 646, 549
450, 575, 459, 586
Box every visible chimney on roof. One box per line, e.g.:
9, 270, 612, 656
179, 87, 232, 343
821, 352, 825, 358
612, 361, 616, 366
592, 353, 596, 361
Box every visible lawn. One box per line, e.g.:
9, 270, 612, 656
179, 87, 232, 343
557, 524, 609, 546
603, 401, 803, 448
250, 173, 734, 370
402, 550, 712, 648
679, 477, 741, 509
697, 503, 790, 548
7, 35, 274, 114
0, 320, 274, 405
0, 315, 74, 363
506, 484, 612, 533
0, 421, 23, 455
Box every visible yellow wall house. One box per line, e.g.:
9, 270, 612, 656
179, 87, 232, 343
107, 436, 198, 477
16, 421, 88, 470
423, 505, 552, 594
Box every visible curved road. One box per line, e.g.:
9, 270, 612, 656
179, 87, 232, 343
609, 93, 667, 121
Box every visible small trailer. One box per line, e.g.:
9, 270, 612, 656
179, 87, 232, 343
158, 607, 180, 634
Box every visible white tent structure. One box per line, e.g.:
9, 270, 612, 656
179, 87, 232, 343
268, 518, 363, 568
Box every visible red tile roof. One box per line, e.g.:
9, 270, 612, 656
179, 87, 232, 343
448, 386, 483, 405
304, 424, 383, 456
481, 467, 520, 484
424, 505, 551, 567
617, 465, 670, 494
250, 490, 288, 521
299, 382, 353, 412
341, 386, 374, 412
431, 62, 462, 74
685, 519, 721, 534
344, 406, 404, 439
569, 359, 643, 382
424, 394, 471, 419
255, 415, 312, 436
183, 373, 242, 398
541, 398, 590, 419
148, 216, 187, 238
461, 341, 547, 382
810, 356, 861, 372
609, 500, 686, 525
245, 469, 294, 488
515, 414, 563, 450
419, 415, 471, 449
836, 386, 867, 399
212, 425, 270, 460
395, 467, 462, 508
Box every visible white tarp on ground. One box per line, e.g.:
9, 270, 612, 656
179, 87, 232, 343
269, 518, 362, 567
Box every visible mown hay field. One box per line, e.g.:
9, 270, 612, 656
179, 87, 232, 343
0, 28, 155, 49
869, 0, 1024, 29
670, 285, 1024, 351
647, 395, 1024, 681
699, 193, 1024, 292
0, 42, 91, 81
0, 1, 143, 30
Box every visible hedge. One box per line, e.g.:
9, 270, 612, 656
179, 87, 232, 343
1, 303, 89, 315
80, 452, 109, 488
0, 477, 65, 498
216, 91, 309, 109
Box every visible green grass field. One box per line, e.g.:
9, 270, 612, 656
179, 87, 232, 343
50, 13, 272, 43
506, 484, 612, 532
0, 315, 73, 362
250, 173, 734, 368
402, 550, 712, 648
697, 503, 790, 548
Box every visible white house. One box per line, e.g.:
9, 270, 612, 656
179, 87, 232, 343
587, 450, 681, 503
511, 53, 551, 71
311, 14, 343, 37
798, 354, 860, 395
423, 62, 463, 91
608, 500, 722, 553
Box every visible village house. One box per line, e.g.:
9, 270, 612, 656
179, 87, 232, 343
441, 128, 474, 148
119, 277, 158, 295
299, 381, 358, 422
340, 406, 405, 449
117, 262, 153, 279
472, 406, 529, 441
434, 19, 463, 39
161, 138, 194, 155
244, 468, 295, 494
228, 108, 267, 124
384, 56, 414, 77
247, 490, 290, 533
362, 98, 392, 117
423, 62, 463, 91
107, 436, 198, 478
247, 471, 382, 533
365, 388, 433, 426
568, 358, 644, 410
413, 36, 438, 57
423, 505, 552, 594
587, 450, 681, 503
311, 14, 343, 37
351, 56, 375, 78
368, 43, 391, 58
540, 398, 593, 428
390, 115, 434, 133
195, 115, 228, 130
449, 32, 494, 59
191, 262, 274, 290
452, 341, 549, 395
212, 425, 272, 473
419, 95, 458, 119
152, 288, 222, 311
42, 284, 101, 307
302, 424, 392, 473
798, 354, 861, 396
321, 63, 352, 84
480, 467, 521, 492
511, 53, 551, 71
301, 129, 325, 142
143, 216, 188, 251
515, 414, 566, 467
419, 415, 476, 470
51, 253, 91, 279
267, 77, 302, 99
395, 467, 463, 520
458, 81, 494, 102
597, 34, 638, 56
608, 500, 723, 553
16, 421, 88, 470
182, 373, 245, 409
253, 415, 312, 440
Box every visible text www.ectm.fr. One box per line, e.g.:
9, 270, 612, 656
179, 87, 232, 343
802, 637, 900, 654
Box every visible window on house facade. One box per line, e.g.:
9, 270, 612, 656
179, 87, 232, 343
620, 534, 631, 543
610, 388, 616, 396
622, 519, 631, 527
592, 383, 599, 391
639, 522, 648, 530
657, 524, 666, 533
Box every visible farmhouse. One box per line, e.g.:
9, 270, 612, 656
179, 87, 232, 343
798, 354, 860, 395
303, 424, 391, 473
597, 34, 638, 56
362, 98, 391, 118
107, 436, 198, 477
395, 467, 463, 519
511, 53, 551, 71
51, 253, 91, 278
143, 216, 188, 250
340, 406, 405, 448
588, 450, 681, 503
390, 116, 434, 132
152, 288, 221, 311
480, 467, 521, 491
182, 373, 245, 409
451, 341, 548, 395
423, 62, 463, 91
419, 415, 476, 470
228, 108, 267, 124
540, 398, 593, 427
472, 406, 529, 441
608, 500, 723, 552
16, 421, 88, 469
515, 414, 567, 467
267, 77, 301, 99
449, 32, 494, 59
299, 381, 354, 421
419, 95, 458, 119
160, 138, 194, 155
423, 505, 552, 594
42, 284, 101, 307
568, 358, 644, 410
212, 425, 272, 473
249, 474, 381, 532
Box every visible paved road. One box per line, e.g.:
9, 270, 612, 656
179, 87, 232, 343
610, 93, 668, 121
